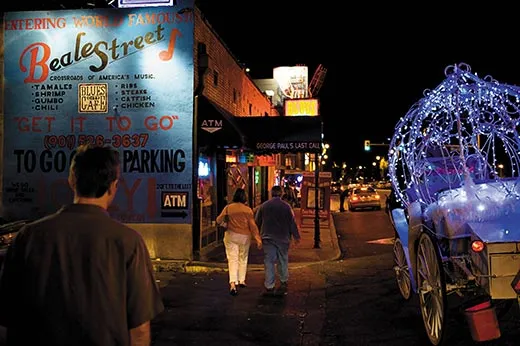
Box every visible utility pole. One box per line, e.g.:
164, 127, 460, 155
314, 121, 324, 249
314, 152, 320, 248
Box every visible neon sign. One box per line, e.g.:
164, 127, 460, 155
198, 160, 209, 177
285, 99, 319, 116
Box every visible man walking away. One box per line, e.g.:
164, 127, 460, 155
0, 144, 164, 346
255, 185, 301, 296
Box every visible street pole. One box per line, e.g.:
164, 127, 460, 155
192, 94, 200, 260
314, 152, 320, 248
192, 48, 208, 260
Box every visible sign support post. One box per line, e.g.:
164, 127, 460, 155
314, 153, 320, 248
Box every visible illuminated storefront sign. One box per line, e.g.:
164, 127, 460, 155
273, 66, 308, 99
226, 154, 237, 163
198, 159, 210, 177
285, 99, 319, 116
256, 155, 276, 166
3, 3, 195, 223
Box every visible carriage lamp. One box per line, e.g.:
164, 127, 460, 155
471, 240, 485, 253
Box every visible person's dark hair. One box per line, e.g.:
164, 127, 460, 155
71, 145, 120, 198
271, 185, 283, 197
232, 188, 247, 204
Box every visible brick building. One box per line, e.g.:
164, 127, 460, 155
192, 7, 282, 258
0, 4, 321, 261
194, 9, 274, 117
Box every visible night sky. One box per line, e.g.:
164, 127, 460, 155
195, 1, 520, 167
3, 1, 520, 169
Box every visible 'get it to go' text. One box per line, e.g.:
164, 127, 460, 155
12, 115, 180, 132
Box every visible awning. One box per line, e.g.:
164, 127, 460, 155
234, 115, 323, 153
197, 96, 245, 148
196, 95, 323, 153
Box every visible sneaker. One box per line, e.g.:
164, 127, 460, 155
230, 288, 238, 296
262, 287, 275, 297
278, 282, 288, 295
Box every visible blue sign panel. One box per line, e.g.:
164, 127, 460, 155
2, 2, 195, 223
119, 0, 174, 8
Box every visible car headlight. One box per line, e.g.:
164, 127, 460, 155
0, 232, 17, 246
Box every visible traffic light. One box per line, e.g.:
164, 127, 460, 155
364, 140, 371, 151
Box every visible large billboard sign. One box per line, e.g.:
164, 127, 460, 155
273, 66, 308, 99
2, 2, 195, 223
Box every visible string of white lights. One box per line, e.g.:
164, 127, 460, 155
388, 63, 520, 210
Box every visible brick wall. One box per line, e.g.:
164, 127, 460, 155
194, 8, 277, 117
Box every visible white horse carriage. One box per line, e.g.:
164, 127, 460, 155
387, 63, 520, 345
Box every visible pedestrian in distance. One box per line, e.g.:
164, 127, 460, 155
339, 187, 349, 212
217, 188, 262, 296
255, 185, 301, 296
0, 144, 164, 346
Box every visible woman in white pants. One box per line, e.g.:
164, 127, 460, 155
217, 188, 262, 296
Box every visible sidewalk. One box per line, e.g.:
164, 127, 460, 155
152, 208, 341, 273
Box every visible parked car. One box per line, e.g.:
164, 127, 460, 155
347, 186, 381, 211
375, 180, 392, 189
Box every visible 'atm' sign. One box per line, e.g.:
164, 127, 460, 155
161, 191, 188, 209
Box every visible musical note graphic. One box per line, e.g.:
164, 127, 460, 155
159, 28, 182, 61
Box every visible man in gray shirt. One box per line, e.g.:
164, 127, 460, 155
0, 145, 164, 345
255, 185, 301, 295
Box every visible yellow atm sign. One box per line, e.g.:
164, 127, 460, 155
285, 98, 319, 116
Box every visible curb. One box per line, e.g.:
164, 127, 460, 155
152, 260, 188, 273
152, 213, 342, 274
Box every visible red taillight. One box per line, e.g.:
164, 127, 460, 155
471, 240, 485, 252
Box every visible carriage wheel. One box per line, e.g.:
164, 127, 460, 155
393, 238, 412, 300
417, 232, 447, 345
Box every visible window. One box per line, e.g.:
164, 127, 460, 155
198, 42, 207, 54
233, 88, 237, 103
249, 103, 252, 115
213, 70, 219, 87
197, 42, 208, 69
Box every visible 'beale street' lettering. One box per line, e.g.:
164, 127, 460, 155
19, 24, 181, 83
123, 149, 185, 173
